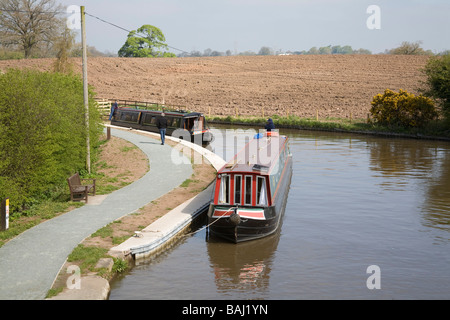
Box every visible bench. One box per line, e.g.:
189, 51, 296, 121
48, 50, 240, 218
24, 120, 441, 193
67, 173, 96, 203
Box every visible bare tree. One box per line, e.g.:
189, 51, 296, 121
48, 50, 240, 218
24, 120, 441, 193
0, 0, 63, 58
389, 41, 433, 56
53, 26, 75, 73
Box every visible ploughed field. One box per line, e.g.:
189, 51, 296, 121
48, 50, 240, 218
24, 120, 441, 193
0, 55, 430, 119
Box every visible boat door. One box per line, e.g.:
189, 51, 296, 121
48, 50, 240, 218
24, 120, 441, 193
193, 116, 203, 133
184, 118, 194, 131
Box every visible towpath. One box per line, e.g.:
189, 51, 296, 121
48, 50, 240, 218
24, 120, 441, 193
0, 128, 193, 300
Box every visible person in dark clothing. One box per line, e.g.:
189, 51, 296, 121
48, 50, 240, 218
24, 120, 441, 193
156, 112, 168, 145
265, 118, 275, 132
109, 100, 118, 121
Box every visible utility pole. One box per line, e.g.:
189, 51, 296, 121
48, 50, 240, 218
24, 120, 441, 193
80, 6, 91, 173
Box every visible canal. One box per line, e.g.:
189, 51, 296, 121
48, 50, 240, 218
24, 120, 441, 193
109, 125, 450, 299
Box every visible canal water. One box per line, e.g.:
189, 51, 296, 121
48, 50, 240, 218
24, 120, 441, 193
109, 125, 450, 299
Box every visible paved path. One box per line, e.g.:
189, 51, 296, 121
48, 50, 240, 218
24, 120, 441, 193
0, 128, 193, 300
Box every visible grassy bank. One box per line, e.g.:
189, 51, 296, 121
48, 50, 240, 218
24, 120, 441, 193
207, 114, 450, 140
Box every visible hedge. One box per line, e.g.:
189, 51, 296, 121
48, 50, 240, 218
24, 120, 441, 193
0, 69, 103, 212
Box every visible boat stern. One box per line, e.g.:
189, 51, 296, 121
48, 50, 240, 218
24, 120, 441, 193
207, 205, 274, 243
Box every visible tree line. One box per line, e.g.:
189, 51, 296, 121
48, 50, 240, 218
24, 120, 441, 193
178, 45, 373, 58
178, 42, 450, 58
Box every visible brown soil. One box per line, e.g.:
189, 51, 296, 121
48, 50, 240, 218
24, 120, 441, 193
0, 55, 430, 119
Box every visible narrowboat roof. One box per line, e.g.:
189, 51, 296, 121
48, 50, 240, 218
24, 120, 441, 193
118, 107, 203, 118
218, 132, 288, 175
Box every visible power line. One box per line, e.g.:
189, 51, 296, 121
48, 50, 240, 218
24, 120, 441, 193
0, 6, 188, 54
84, 11, 189, 54
84, 12, 132, 35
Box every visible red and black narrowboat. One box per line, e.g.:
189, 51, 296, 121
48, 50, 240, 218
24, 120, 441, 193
207, 130, 292, 243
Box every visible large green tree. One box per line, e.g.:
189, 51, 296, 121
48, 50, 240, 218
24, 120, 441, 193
118, 24, 175, 58
422, 54, 450, 123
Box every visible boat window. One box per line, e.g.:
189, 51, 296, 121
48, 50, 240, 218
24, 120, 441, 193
166, 117, 173, 127
245, 175, 252, 205
257, 176, 267, 206
142, 114, 154, 125
120, 111, 139, 123
219, 174, 230, 204
234, 175, 242, 204
172, 117, 180, 128
269, 145, 288, 198
270, 157, 282, 196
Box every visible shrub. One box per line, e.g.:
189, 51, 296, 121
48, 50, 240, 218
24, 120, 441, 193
0, 69, 103, 212
422, 54, 450, 123
369, 89, 438, 128
112, 257, 129, 273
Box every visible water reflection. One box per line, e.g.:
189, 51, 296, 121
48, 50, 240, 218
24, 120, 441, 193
367, 139, 439, 190
281, 127, 450, 239
365, 137, 450, 236
422, 151, 450, 235
207, 233, 280, 297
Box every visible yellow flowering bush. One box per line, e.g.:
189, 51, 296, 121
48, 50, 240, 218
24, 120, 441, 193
370, 89, 438, 128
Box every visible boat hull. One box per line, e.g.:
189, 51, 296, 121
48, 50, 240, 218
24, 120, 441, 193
208, 208, 280, 243
207, 155, 292, 243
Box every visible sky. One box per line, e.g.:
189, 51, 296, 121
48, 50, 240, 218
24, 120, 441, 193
58, 0, 450, 55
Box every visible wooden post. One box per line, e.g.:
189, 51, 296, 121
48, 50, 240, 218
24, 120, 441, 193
316, 110, 319, 121
81, 6, 90, 174
1, 198, 9, 231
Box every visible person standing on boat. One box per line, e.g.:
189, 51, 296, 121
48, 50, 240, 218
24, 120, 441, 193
265, 118, 275, 132
156, 112, 168, 145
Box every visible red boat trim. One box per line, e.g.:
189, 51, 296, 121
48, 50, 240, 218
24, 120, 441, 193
212, 208, 265, 220
237, 208, 265, 220
212, 209, 233, 218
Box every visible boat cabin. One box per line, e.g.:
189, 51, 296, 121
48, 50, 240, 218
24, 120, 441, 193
111, 107, 213, 144
213, 131, 290, 209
